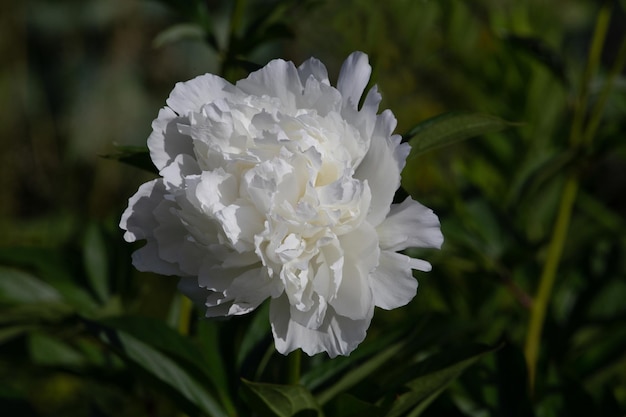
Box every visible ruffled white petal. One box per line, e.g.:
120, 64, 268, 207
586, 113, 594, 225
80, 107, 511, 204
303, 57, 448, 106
120, 179, 164, 242
377, 197, 444, 251
236, 59, 303, 111
270, 294, 373, 357
166, 74, 232, 116
148, 110, 195, 172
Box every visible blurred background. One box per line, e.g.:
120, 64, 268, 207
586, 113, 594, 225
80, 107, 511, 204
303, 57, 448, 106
1, 0, 625, 416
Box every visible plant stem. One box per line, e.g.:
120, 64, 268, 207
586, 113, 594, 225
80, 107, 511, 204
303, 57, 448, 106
288, 349, 302, 385
523, 175, 578, 390
178, 295, 193, 336
523, 4, 621, 393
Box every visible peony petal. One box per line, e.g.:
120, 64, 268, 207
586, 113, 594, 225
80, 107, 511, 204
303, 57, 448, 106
377, 197, 443, 251
337, 51, 371, 109
224, 267, 278, 315
120, 179, 166, 242
370, 251, 419, 310
354, 113, 401, 227
297, 57, 330, 86
161, 153, 201, 189
166, 73, 233, 116
132, 240, 181, 276
237, 59, 303, 110
331, 224, 378, 320
270, 294, 373, 357
148, 111, 195, 172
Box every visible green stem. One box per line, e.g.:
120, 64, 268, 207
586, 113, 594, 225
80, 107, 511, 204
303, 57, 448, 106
569, 4, 611, 146
288, 349, 302, 386
523, 4, 625, 393
523, 175, 578, 390
178, 295, 193, 336
582, 34, 626, 146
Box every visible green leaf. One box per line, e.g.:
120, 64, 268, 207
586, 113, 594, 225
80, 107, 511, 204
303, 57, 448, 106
301, 328, 404, 392
97, 323, 228, 417
384, 343, 498, 417
100, 316, 217, 385
101, 145, 157, 174
0, 248, 99, 314
0, 325, 34, 345
29, 332, 85, 367
241, 379, 322, 417
237, 302, 271, 369
404, 111, 516, 158
153, 23, 206, 49
82, 223, 109, 304
325, 394, 385, 417
0, 266, 62, 304
316, 341, 406, 405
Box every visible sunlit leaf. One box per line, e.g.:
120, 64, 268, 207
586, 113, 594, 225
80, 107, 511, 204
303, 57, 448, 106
241, 379, 322, 417
404, 111, 516, 158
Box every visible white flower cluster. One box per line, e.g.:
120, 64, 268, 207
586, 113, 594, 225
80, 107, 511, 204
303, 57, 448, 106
121, 52, 443, 357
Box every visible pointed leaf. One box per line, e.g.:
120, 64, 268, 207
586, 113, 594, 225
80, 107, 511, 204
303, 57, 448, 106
29, 332, 85, 367
404, 111, 516, 157
101, 145, 157, 174
317, 341, 406, 405
301, 327, 405, 392
0, 266, 62, 304
96, 322, 227, 417
83, 223, 109, 303
153, 23, 206, 49
241, 379, 322, 417
384, 343, 498, 417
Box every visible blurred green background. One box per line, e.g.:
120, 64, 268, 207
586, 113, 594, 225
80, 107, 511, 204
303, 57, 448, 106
1, 0, 626, 416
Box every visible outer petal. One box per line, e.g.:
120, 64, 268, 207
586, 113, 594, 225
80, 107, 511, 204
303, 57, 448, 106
331, 224, 378, 320
370, 251, 419, 310
166, 73, 233, 116
337, 51, 371, 108
270, 294, 373, 357
132, 241, 181, 276
120, 179, 183, 276
236, 59, 303, 110
297, 57, 330, 86
147, 110, 195, 172
354, 111, 401, 226
377, 197, 443, 251
120, 179, 165, 242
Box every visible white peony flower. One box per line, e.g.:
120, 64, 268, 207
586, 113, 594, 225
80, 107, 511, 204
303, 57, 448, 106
120, 52, 443, 357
